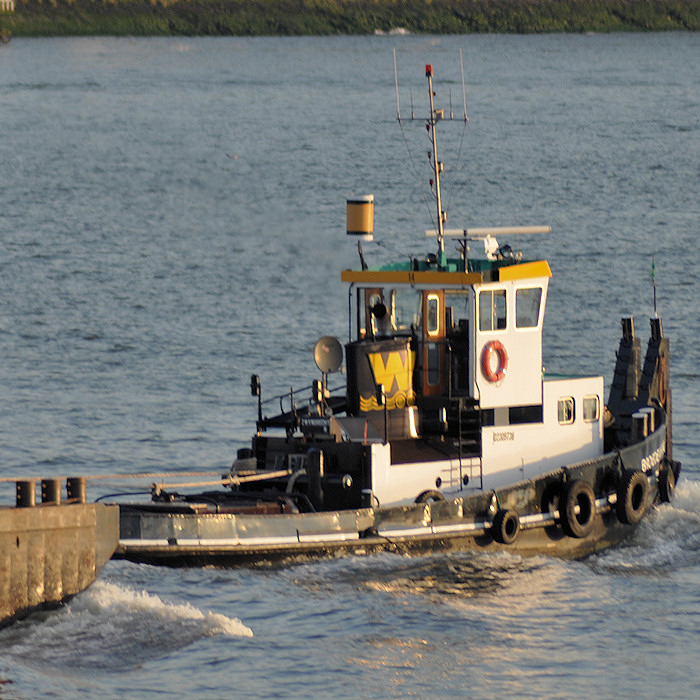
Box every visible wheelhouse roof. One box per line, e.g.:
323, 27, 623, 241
341, 258, 552, 287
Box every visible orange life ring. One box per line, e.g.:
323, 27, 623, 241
481, 340, 508, 383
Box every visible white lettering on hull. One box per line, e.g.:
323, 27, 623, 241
641, 445, 665, 473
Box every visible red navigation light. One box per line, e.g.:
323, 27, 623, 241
425, 64, 433, 77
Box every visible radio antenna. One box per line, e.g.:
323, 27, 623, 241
460, 48, 469, 122
426, 64, 446, 264
393, 47, 402, 122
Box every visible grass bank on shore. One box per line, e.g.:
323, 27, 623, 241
3, 0, 700, 37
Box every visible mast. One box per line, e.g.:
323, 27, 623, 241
426, 64, 446, 267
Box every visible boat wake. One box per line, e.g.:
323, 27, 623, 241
279, 479, 700, 606
0, 579, 252, 673
279, 546, 549, 607
589, 477, 700, 575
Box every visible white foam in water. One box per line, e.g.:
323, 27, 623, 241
666, 476, 700, 515
591, 478, 700, 574
1, 580, 252, 672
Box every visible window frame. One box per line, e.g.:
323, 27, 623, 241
515, 286, 543, 329
583, 395, 600, 423
392, 288, 422, 334
557, 397, 575, 425
478, 289, 507, 332
426, 293, 440, 337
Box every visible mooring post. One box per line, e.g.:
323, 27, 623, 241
42, 478, 62, 504
66, 477, 87, 503
16, 480, 36, 508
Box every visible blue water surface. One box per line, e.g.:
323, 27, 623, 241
1, 33, 699, 699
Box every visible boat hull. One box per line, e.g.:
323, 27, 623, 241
115, 424, 677, 567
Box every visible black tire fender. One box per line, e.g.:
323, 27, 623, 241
415, 490, 445, 504
617, 469, 649, 525
559, 480, 596, 538
658, 464, 676, 503
492, 509, 520, 545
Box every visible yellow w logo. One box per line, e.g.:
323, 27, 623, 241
361, 350, 416, 411
368, 351, 415, 394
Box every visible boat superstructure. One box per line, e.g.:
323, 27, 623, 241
115, 64, 679, 566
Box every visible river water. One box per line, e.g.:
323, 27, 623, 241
1, 33, 699, 698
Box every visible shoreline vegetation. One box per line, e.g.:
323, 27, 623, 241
2, 0, 700, 37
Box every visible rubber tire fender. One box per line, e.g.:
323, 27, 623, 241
492, 509, 520, 545
415, 490, 445, 504
559, 480, 596, 539
617, 469, 649, 525
658, 464, 676, 503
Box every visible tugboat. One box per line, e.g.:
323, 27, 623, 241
116, 65, 679, 566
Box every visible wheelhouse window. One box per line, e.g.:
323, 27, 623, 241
479, 289, 506, 332
426, 294, 440, 336
445, 292, 470, 332
583, 395, 600, 422
516, 287, 543, 328
558, 397, 575, 425
362, 289, 385, 339
427, 343, 441, 385
393, 288, 422, 334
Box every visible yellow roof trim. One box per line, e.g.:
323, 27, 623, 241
498, 260, 552, 281
341, 269, 483, 286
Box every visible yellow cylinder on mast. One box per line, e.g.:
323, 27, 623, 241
346, 194, 374, 241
